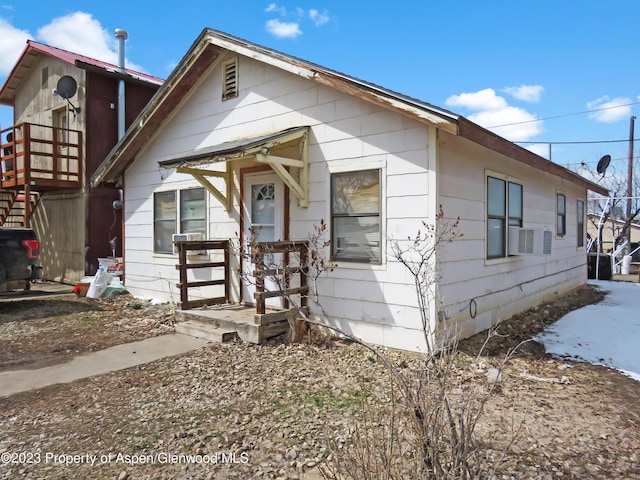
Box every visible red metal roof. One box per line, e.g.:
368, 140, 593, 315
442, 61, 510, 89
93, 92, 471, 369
0, 40, 164, 105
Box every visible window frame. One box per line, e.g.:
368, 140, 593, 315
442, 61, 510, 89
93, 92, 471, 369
486, 173, 523, 260
577, 199, 585, 247
153, 188, 206, 254
557, 193, 567, 237
330, 168, 382, 264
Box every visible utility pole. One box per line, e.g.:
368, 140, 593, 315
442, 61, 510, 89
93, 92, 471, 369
626, 115, 635, 253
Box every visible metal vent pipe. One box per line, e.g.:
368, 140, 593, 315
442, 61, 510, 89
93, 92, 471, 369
115, 29, 128, 140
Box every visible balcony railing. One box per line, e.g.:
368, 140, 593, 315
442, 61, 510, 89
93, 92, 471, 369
1, 123, 82, 191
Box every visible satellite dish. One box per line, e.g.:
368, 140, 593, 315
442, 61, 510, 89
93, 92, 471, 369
56, 76, 78, 99
596, 155, 611, 176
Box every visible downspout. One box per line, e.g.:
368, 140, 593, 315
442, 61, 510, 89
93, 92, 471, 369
115, 29, 128, 140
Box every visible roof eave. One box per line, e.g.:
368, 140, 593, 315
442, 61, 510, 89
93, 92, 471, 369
93, 29, 604, 198
1, 40, 164, 106
0, 42, 35, 105
93, 28, 458, 186
457, 117, 609, 196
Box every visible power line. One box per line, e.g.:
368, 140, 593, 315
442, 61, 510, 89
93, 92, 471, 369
489, 100, 640, 129
563, 157, 639, 168
514, 138, 640, 145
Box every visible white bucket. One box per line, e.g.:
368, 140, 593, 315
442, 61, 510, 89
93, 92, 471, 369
621, 255, 632, 275
86, 270, 113, 298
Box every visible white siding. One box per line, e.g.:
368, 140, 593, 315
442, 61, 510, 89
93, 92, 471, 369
437, 132, 588, 339
121, 51, 589, 352
122, 54, 434, 350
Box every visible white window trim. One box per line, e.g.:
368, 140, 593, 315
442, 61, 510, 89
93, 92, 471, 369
485, 170, 523, 265
327, 158, 386, 270
556, 191, 567, 239
576, 197, 585, 249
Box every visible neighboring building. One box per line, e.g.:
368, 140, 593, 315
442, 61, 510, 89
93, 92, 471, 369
91, 29, 607, 351
587, 213, 640, 256
0, 40, 163, 282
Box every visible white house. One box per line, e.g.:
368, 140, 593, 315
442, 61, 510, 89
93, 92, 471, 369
92, 29, 607, 352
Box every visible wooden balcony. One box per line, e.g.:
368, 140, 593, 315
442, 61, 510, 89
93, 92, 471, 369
1, 123, 82, 191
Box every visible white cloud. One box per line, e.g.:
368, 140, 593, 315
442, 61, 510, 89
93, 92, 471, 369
37, 12, 145, 72
309, 9, 330, 26
264, 5, 330, 38
265, 3, 286, 15
38, 13, 114, 61
0, 18, 31, 76
0, 12, 146, 79
265, 19, 302, 38
524, 143, 551, 159
445, 88, 508, 111
587, 96, 632, 123
446, 88, 542, 142
469, 106, 543, 142
503, 84, 544, 103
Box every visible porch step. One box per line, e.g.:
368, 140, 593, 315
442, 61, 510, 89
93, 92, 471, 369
175, 319, 238, 343
175, 304, 288, 344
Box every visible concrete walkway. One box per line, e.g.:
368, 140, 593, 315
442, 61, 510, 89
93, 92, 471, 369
0, 334, 210, 397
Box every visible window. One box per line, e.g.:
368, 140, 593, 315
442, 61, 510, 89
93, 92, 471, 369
577, 199, 585, 247
180, 188, 206, 234
487, 175, 523, 259
153, 188, 205, 253
222, 59, 238, 100
331, 169, 381, 263
557, 193, 566, 236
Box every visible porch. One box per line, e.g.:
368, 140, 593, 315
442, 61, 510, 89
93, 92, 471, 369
173, 239, 309, 344
1, 123, 83, 226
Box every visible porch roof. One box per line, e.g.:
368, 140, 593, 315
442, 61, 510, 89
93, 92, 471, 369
159, 126, 310, 211
158, 126, 309, 168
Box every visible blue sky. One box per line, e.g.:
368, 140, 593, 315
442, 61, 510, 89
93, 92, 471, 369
1, 0, 639, 179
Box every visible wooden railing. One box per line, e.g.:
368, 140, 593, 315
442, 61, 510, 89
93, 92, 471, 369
252, 240, 309, 317
1, 123, 82, 190
174, 239, 309, 324
175, 239, 230, 310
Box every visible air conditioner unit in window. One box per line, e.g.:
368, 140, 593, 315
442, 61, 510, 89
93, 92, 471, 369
172, 232, 206, 255
508, 227, 552, 256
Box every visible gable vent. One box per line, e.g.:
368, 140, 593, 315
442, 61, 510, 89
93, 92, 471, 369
222, 59, 238, 100
41, 67, 49, 89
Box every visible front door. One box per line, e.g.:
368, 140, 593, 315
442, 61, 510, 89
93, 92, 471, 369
242, 171, 285, 307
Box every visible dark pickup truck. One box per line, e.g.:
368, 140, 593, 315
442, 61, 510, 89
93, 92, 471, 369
0, 227, 40, 292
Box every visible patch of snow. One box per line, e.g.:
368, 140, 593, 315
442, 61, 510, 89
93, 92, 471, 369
535, 280, 640, 382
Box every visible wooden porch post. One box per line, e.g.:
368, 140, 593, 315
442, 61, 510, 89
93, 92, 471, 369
22, 124, 31, 190
178, 243, 188, 309
224, 240, 230, 303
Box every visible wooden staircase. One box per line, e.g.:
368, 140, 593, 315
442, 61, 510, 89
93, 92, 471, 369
0, 190, 40, 227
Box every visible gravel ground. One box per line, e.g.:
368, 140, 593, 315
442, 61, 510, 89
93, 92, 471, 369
0, 283, 638, 479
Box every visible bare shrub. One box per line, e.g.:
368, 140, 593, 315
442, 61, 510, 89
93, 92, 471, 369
242, 210, 522, 479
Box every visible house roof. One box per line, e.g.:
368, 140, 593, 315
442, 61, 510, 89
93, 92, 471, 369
90, 28, 608, 197
0, 40, 164, 106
